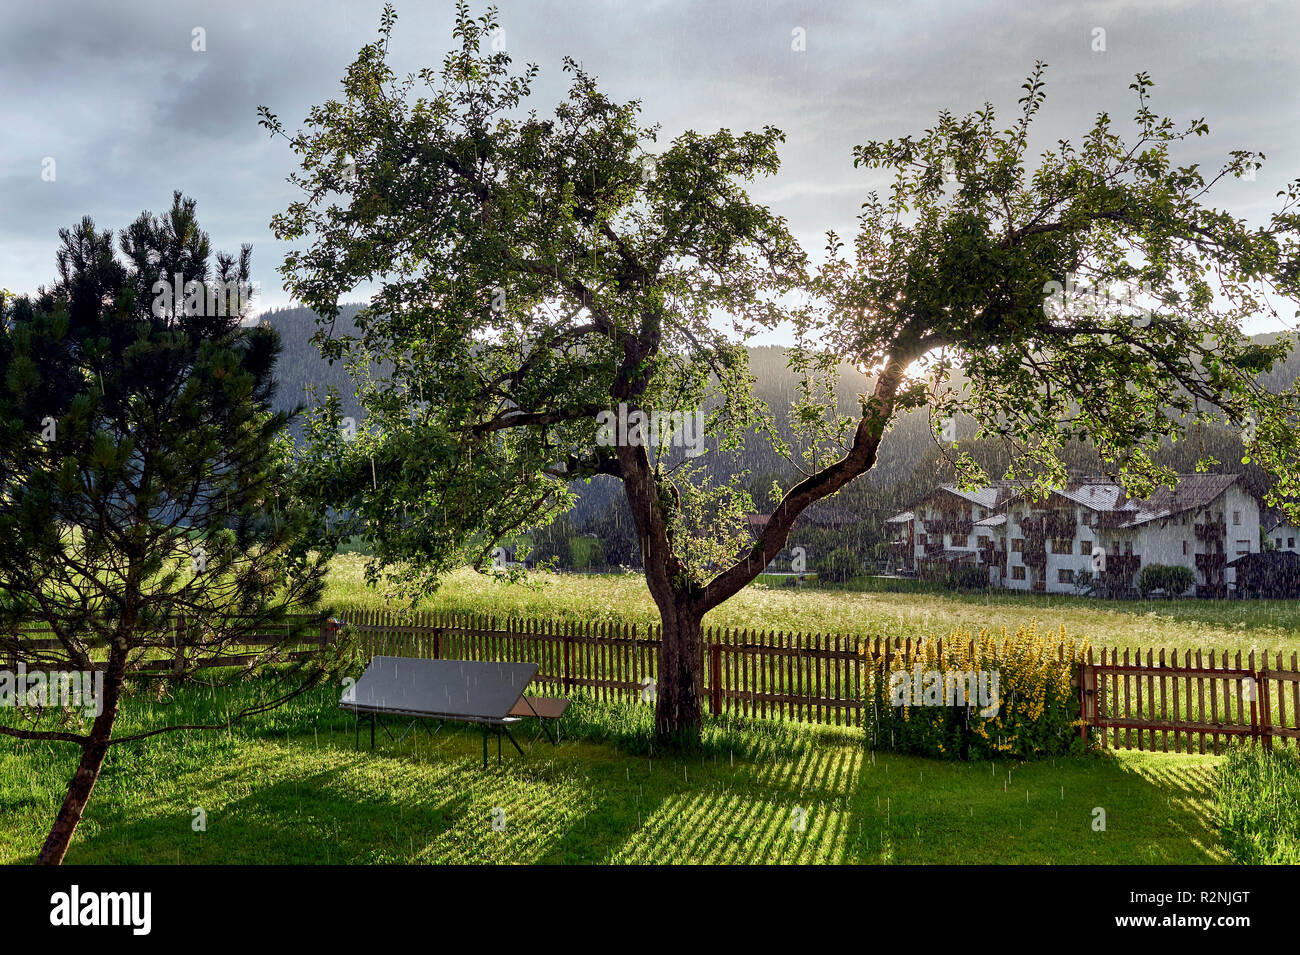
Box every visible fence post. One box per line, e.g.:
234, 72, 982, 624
172, 615, 187, 677
563, 624, 573, 694
1257, 667, 1271, 748
1079, 660, 1095, 743
709, 642, 721, 715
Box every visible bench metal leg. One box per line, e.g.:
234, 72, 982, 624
538, 719, 556, 747
397, 717, 436, 745
501, 725, 525, 758
521, 698, 558, 747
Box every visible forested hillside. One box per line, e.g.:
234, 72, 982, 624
263, 304, 1299, 567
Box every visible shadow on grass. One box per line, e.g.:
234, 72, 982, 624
6, 684, 1226, 865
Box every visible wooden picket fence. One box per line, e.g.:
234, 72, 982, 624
1080, 647, 1300, 752
343, 611, 1300, 749
13, 607, 1295, 751
340, 610, 1081, 729
341, 609, 877, 725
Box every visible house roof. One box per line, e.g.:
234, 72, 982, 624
886, 510, 914, 524
973, 514, 1007, 528
1125, 473, 1240, 527
910, 482, 1021, 512
998, 474, 1241, 529
1228, 550, 1300, 567
1261, 507, 1300, 534
1053, 483, 1132, 511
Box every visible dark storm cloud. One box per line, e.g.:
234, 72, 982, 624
2, 0, 1297, 331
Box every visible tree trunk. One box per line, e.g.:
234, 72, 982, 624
653, 596, 705, 745
35, 640, 127, 865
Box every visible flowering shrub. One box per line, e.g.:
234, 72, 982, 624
864, 624, 1091, 760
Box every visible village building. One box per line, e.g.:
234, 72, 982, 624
887, 474, 1260, 596
1263, 508, 1300, 553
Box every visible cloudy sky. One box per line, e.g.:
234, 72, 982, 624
3, 0, 1297, 332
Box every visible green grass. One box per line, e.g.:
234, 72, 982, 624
324, 555, 1300, 657
0, 677, 1226, 864
1215, 745, 1300, 864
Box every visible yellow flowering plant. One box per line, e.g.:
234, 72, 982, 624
865, 624, 1091, 760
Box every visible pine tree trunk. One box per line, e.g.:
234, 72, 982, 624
654, 598, 704, 744
35, 640, 127, 865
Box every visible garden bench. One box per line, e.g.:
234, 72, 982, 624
340, 656, 564, 767
508, 695, 570, 744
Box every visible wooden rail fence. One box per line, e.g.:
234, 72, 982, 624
341, 610, 1082, 729
345, 612, 1300, 749
6, 614, 334, 676
8, 608, 1298, 752
1080, 647, 1300, 752
342, 609, 876, 725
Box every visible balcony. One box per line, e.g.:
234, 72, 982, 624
1099, 554, 1141, 577
1016, 511, 1077, 541
922, 516, 973, 537
1194, 520, 1226, 542
1195, 552, 1226, 573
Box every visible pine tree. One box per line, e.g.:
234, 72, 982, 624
0, 193, 332, 864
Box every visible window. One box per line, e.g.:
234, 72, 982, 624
1058, 569, 1073, 584
918, 534, 927, 545
1290, 538, 1296, 549
1012, 566, 1026, 580
1124, 541, 1134, 556
978, 536, 989, 548
1236, 540, 1249, 556
1277, 538, 1284, 549
1051, 538, 1073, 555
951, 535, 968, 548
1081, 512, 1092, 526
1233, 510, 1241, 526
1011, 538, 1024, 553
1182, 540, 1187, 555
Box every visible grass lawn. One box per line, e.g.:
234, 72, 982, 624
0, 679, 1225, 864
325, 555, 1300, 657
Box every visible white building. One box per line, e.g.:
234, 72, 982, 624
885, 482, 1020, 580
887, 474, 1259, 597
1264, 509, 1300, 553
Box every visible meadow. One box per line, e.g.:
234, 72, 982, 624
324, 555, 1300, 657
2, 555, 1290, 865
0, 680, 1224, 864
